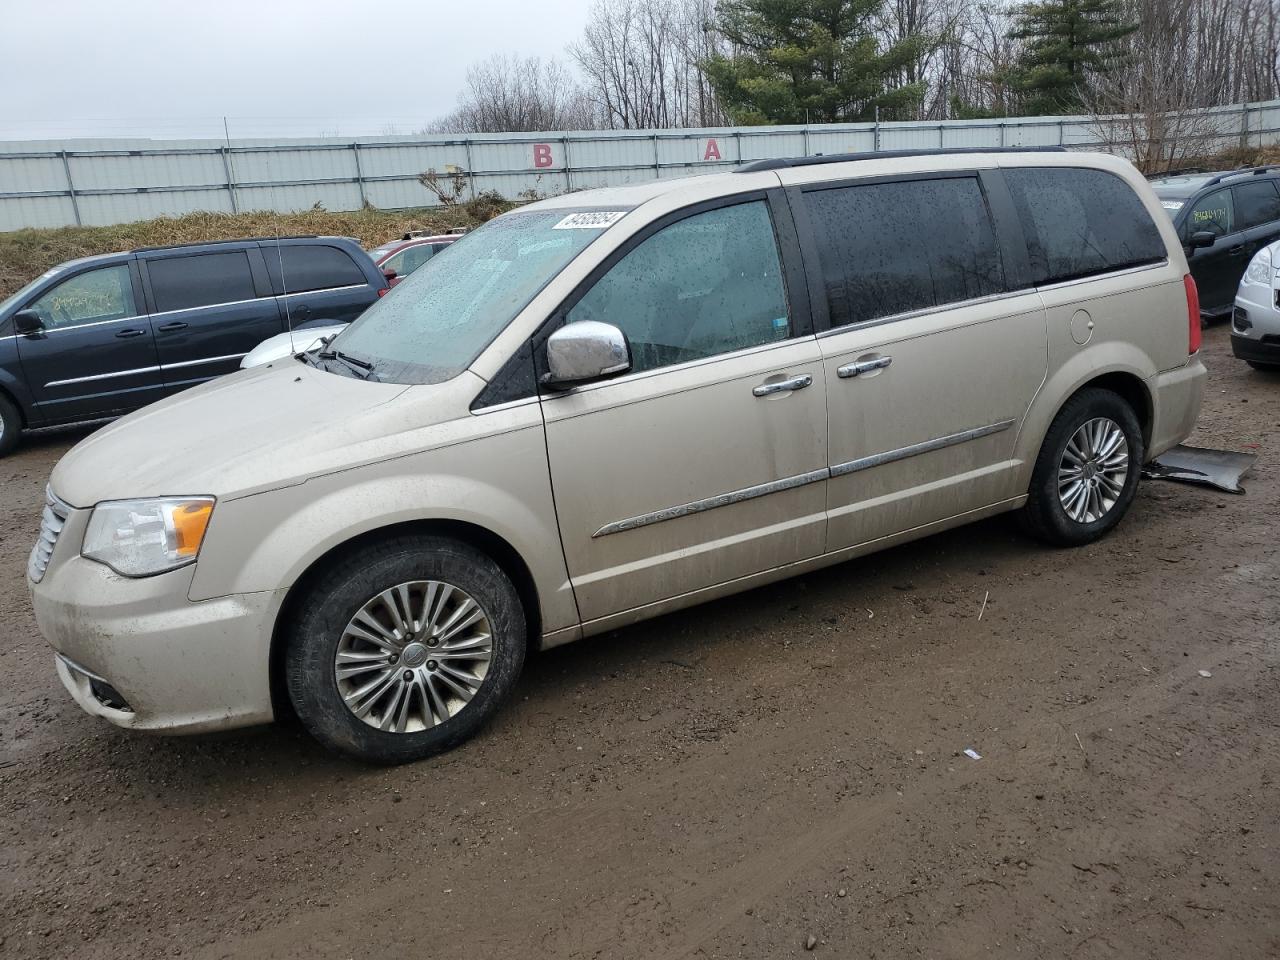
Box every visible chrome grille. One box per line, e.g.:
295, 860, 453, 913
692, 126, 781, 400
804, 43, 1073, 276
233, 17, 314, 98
28, 487, 70, 584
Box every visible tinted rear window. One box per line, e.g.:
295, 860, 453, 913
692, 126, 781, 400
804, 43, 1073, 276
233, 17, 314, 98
149, 251, 257, 312
1233, 179, 1280, 230
266, 244, 367, 294
1004, 168, 1166, 285
804, 176, 1005, 328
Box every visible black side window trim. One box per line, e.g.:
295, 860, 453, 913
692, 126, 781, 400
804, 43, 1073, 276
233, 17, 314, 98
789, 170, 1017, 334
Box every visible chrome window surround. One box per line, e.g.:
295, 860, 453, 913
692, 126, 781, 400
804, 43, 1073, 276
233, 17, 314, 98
592, 418, 1015, 538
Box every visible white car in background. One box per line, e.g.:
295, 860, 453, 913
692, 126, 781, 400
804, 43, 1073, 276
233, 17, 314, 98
240, 325, 346, 369
1232, 240, 1280, 370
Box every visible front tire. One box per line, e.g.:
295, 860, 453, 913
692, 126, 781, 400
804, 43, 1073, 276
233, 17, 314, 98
1020, 388, 1143, 547
0, 392, 22, 457
285, 536, 526, 763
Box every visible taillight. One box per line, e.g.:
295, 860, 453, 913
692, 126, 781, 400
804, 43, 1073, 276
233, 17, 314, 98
377, 287, 390, 298
1184, 274, 1201, 354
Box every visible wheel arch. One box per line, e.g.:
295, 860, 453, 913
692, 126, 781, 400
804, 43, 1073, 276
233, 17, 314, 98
267, 518, 544, 724
1017, 352, 1156, 489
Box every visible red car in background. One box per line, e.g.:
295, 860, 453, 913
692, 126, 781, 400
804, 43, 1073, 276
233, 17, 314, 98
368, 230, 465, 285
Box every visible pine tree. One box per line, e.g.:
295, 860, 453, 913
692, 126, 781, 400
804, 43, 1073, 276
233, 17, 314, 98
703, 0, 933, 125
1006, 0, 1137, 115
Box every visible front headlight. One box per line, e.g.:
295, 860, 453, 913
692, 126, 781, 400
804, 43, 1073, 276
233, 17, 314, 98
82, 497, 215, 577
1244, 246, 1273, 286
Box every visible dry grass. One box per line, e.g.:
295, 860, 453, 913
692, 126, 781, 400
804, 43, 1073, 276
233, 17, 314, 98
0, 207, 490, 300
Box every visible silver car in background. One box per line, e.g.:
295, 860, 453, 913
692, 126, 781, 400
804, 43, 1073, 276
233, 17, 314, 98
1232, 238, 1280, 370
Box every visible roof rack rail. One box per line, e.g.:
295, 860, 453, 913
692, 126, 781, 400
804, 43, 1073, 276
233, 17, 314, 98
133, 235, 319, 253
735, 145, 1068, 173
1196, 165, 1280, 190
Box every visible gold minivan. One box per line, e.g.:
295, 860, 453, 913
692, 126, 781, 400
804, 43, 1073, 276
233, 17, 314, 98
29, 150, 1207, 762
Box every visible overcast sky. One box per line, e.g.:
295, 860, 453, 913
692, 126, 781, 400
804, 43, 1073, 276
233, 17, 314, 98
0, 0, 593, 141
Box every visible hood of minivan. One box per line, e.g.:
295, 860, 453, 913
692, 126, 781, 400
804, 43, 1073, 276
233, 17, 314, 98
50, 362, 475, 507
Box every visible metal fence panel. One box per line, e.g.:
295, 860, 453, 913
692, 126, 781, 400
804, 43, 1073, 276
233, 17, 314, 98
3, 98, 1279, 231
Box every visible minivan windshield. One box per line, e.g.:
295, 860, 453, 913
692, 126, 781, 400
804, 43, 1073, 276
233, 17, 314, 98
330, 209, 619, 384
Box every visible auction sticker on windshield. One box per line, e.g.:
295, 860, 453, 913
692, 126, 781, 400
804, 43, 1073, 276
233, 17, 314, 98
553, 211, 627, 229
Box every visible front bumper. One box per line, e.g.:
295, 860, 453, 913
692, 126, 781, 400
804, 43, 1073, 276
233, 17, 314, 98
1232, 287, 1280, 365
30, 508, 281, 734
1231, 331, 1280, 364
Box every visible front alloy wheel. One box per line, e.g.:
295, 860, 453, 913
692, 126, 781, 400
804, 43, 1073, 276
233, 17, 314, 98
336, 580, 493, 734
285, 536, 526, 763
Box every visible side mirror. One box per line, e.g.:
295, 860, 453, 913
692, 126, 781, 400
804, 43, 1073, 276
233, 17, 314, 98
382, 268, 397, 281
13, 309, 43, 335
543, 321, 630, 388
1188, 230, 1216, 250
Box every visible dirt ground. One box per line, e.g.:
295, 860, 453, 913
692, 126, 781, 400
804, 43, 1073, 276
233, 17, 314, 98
0, 324, 1276, 959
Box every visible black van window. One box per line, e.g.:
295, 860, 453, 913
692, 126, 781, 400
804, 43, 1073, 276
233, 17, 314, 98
149, 251, 257, 312
1232, 180, 1280, 230
1185, 188, 1234, 239
1004, 168, 1165, 285
266, 245, 367, 294
804, 176, 1004, 328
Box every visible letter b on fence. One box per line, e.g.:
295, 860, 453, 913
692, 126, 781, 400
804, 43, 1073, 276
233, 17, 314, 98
533, 143, 554, 168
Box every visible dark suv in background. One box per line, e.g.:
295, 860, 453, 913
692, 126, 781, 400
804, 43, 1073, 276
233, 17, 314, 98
1150, 167, 1280, 319
0, 236, 386, 455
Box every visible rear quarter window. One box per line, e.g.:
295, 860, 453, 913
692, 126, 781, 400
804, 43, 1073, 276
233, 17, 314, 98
266, 244, 368, 294
1004, 168, 1166, 285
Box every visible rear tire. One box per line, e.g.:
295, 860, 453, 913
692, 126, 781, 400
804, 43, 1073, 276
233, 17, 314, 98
0, 393, 22, 457
1019, 388, 1143, 547
284, 536, 526, 764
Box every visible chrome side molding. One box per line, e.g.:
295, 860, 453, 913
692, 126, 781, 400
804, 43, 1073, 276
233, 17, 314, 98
593, 418, 1016, 537
830, 419, 1016, 478
593, 467, 828, 538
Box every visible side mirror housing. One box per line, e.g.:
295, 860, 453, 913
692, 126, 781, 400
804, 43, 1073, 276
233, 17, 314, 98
382, 268, 397, 281
12, 309, 43, 335
543, 321, 630, 388
1188, 230, 1216, 250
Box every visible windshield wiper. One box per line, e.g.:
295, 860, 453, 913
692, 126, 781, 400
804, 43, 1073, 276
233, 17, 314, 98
317, 348, 377, 380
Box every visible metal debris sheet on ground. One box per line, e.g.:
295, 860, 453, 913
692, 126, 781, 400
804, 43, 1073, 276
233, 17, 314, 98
1141, 444, 1257, 494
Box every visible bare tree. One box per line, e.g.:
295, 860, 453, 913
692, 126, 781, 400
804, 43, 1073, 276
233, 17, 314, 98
428, 54, 600, 133
571, 0, 729, 129
1086, 0, 1280, 171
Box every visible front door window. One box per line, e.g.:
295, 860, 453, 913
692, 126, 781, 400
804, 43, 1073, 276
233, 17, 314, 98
566, 200, 791, 373
27, 265, 136, 329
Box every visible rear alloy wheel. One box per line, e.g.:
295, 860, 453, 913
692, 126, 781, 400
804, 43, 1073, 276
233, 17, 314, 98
1056, 417, 1130, 524
285, 536, 526, 763
1020, 388, 1143, 546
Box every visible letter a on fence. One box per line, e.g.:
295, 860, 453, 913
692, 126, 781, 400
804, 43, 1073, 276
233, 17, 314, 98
703, 139, 721, 161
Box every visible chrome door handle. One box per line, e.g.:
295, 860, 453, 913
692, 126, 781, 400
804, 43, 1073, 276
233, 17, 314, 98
752, 374, 812, 397
838, 355, 893, 378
